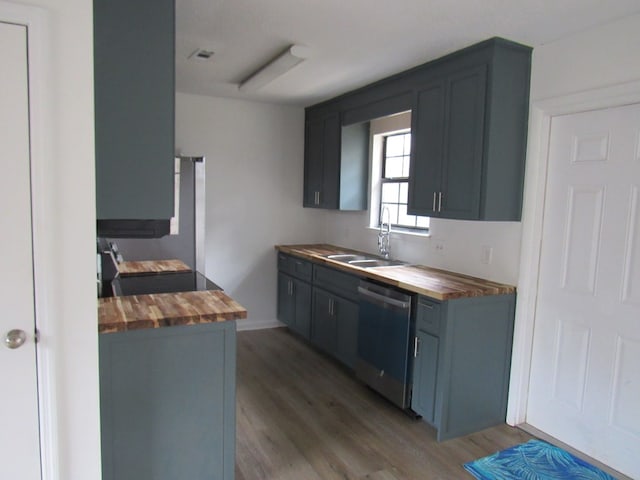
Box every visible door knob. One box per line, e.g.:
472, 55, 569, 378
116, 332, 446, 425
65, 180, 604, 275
4, 329, 27, 349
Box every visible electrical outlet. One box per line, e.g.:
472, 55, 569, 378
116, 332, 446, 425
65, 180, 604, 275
434, 240, 445, 254
481, 245, 493, 265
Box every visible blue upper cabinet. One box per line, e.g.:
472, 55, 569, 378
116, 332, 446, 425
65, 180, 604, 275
304, 38, 531, 221
408, 39, 531, 221
94, 0, 175, 232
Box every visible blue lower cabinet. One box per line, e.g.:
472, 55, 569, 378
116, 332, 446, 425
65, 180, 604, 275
277, 272, 312, 339
99, 321, 236, 480
411, 330, 439, 424
411, 294, 516, 441
311, 287, 359, 369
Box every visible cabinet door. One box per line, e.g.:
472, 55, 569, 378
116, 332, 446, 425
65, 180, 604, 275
335, 298, 358, 369
411, 330, 439, 424
312, 288, 337, 354
303, 112, 340, 209
277, 273, 294, 327
304, 117, 324, 207
439, 65, 487, 219
292, 279, 312, 339
408, 80, 446, 216
94, 0, 175, 220
321, 112, 340, 209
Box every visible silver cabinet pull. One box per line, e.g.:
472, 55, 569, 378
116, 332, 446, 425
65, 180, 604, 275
438, 192, 443, 212
413, 336, 420, 358
432, 191, 437, 212
314, 191, 320, 205
4, 329, 27, 349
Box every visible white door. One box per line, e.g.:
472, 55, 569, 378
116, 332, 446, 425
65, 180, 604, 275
527, 103, 640, 478
0, 20, 42, 479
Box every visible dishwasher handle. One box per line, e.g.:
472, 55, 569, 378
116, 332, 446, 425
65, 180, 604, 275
357, 285, 411, 310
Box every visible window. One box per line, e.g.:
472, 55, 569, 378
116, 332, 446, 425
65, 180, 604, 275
378, 132, 429, 231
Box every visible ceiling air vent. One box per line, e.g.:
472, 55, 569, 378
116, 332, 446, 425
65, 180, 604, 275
188, 48, 215, 61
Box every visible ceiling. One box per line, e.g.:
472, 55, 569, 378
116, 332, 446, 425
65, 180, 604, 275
175, 0, 640, 107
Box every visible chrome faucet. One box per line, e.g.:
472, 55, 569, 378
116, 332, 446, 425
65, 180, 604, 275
378, 206, 391, 259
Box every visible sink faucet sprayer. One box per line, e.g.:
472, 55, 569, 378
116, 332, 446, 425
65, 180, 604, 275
378, 206, 391, 259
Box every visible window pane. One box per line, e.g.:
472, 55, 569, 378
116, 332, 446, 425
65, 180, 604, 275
402, 155, 410, 177
386, 135, 405, 157
416, 216, 430, 228
399, 182, 408, 204
385, 156, 404, 178
381, 182, 400, 203
382, 203, 399, 225
397, 205, 416, 227
404, 133, 411, 154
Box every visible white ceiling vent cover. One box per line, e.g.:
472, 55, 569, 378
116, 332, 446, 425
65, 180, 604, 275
188, 48, 215, 61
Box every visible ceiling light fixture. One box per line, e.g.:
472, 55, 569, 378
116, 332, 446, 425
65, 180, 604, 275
238, 45, 310, 92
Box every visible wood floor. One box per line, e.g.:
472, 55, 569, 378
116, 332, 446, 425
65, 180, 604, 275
235, 327, 533, 480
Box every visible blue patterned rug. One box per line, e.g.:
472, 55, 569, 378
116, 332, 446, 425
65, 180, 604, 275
464, 439, 617, 479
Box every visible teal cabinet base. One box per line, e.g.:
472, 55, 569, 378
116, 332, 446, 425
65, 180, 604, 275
412, 294, 516, 441
99, 322, 236, 480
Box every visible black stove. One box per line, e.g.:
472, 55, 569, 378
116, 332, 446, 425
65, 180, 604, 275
111, 271, 222, 297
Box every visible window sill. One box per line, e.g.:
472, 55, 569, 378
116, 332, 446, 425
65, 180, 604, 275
367, 226, 431, 238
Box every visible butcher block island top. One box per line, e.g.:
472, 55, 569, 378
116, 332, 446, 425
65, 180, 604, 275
98, 290, 247, 333
117, 259, 192, 276
276, 244, 515, 300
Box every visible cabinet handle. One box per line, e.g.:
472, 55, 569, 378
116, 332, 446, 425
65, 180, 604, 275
288, 280, 293, 296
314, 191, 320, 205
432, 192, 437, 212
414, 336, 420, 358
420, 302, 434, 310
438, 192, 442, 212
328, 298, 334, 316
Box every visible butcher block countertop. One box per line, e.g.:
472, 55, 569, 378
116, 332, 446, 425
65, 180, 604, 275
117, 259, 192, 276
98, 290, 247, 334
276, 244, 515, 301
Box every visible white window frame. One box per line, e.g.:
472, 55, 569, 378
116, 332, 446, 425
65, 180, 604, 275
369, 111, 429, 234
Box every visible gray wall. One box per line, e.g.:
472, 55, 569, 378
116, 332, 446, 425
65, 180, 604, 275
175, 93, 326, 329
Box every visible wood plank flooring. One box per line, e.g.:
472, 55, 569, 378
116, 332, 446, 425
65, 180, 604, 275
235, 327, 533, 480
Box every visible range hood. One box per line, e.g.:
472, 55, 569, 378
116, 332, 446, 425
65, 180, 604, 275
96, 219, 170, 238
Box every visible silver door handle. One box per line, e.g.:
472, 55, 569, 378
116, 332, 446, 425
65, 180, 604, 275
438, 192, 442, 212
432, 191, 437, 212
4, 329, 27, 349
413, 336, 420, 358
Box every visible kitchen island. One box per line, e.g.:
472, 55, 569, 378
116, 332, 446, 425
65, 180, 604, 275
98, 283, 246, 480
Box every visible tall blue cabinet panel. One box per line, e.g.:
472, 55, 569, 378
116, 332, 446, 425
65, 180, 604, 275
94, 0, 175, 222
411, 293, 516, 441
99, 322, 236, 480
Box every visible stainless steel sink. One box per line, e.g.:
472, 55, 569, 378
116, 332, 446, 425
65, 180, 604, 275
325, 254, 371, 262
324, 253, 407, 268
348, 258, 406, 268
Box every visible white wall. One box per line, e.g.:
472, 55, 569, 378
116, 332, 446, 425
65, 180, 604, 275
6, 0, 101, 478
322, 213, 522, 285
176, 93, 325, 329
531, 14, 640, 101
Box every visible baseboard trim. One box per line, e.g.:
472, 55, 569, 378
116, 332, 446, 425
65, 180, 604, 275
236, 318, 284, 331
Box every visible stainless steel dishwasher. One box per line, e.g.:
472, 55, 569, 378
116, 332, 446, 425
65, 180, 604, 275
355, 280, 415, 409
